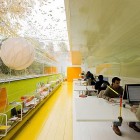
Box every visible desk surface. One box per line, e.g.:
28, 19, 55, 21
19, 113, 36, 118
74, 96, 138, 122
73, 80, 86, 86
74, 85, 96, 91
73, 78, 84, 81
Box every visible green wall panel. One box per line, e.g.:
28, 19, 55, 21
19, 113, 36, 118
0, 74, 62, 103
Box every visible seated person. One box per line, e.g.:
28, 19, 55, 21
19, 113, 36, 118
81, 71, 85, 79
85, 71, 96, 85
95, 75, 110, 94
103, 77, 140, 136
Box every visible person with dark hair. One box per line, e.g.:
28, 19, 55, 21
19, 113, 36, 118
102, 77, 123, 136
81, 71, 85, 79
103, 77, 140, 136
95, 75, 110, 94
103, 77, 123, 99
85, 71, 96, 85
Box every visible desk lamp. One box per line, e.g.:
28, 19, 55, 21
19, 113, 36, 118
107, 86, 123, 125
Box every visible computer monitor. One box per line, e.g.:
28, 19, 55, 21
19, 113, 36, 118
123, 84, 128, 99
125, 84, 140, 104
103, 77, 109, 82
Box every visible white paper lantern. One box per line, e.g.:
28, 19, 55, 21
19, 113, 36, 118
1, 38, 35, 70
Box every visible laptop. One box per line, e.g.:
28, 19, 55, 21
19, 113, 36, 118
126, 84, 140, 105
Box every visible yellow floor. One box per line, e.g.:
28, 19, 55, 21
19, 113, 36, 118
14, 82, 73, 140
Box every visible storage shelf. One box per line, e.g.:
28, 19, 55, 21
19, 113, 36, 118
0, 73, 61, 83
0, 79, 62, 140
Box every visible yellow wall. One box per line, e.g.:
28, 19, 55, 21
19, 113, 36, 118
44, 67, 57, 74
67, 67, 81, 82
0, 88, 7, 112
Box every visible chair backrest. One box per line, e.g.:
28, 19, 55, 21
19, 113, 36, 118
101, 81, 110, 90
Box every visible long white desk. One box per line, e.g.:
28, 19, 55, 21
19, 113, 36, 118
74, 96, 138, 122
73, 81, 86, 86
73, 82, 140, 140
74, 85, 96, 91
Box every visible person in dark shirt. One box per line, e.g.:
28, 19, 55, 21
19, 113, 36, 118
81, 71, 85, 79
85, 71, 96, 85
95, 75, 110, 94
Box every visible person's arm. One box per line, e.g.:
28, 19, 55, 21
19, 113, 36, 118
97, 90, 105, 98
102, 87, 116, 102
102, 87, 111, 101
130, 105, 138, 113
130, 105, 140, 121
136, 106, 140, 121
131, 105, 140, 121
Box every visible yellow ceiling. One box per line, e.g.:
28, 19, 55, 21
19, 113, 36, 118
65, 0, 140, 67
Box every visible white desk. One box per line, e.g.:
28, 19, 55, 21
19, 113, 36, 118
74, 96, 138, 122
73, 78, 84, 81
74, 85, 96, 91
73, 80, 86, 86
